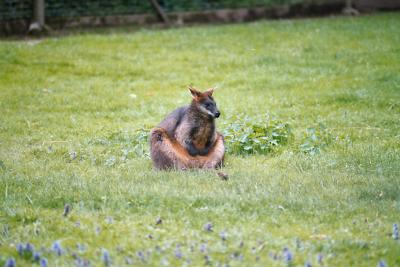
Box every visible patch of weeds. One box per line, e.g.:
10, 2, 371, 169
221, 114, 292, 155
0, 159, 6, 170
131, 127, 150, 158
101, 116, 292, 158
299, 123, 333, 155
87, 127, 151, 161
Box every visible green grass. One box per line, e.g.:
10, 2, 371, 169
1, 13, 400, 266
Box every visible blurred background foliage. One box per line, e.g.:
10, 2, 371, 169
1, 0, 319, 20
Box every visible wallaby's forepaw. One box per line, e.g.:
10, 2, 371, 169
217, 132, 225, 143
187, 146, 198, 157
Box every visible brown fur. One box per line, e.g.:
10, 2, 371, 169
174, 105, 216, 155
150, 87, 225, 170
150, 127, 224, 170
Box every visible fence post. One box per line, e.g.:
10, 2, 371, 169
343, 0, 359, 15
148, 0, 170, 24
29, 0, 46, 32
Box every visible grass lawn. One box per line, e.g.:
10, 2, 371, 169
1, 12, 400, 266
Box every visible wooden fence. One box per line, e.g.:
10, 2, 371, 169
0, 0, 399, 35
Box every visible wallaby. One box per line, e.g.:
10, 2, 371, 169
150, 86, 225, 170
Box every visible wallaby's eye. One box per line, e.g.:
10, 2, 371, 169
205, 103, 211, 108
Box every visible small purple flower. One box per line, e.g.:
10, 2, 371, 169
81, 259, 90, 267
199, 243, 207, 253
75, 257, 90, 267
33, 251, 41, 262
137, 251, 145, 262
317, 253, 323, 264
283, 247, 293, 262
378, 260, 387, 267
95, 226, 101, 234
16, 243, 24, 255
174, 245, 183, 259
304, 261, 312, 267
75, 257, 82, 266
220, 231, 227, 241
102, 249, 111, 266
25, 243, 34, 253
203, 222, 213, 232
40, 258, 48, 267
393, 223, 399, 240
4, 258, 16, 267
51, 240, 63, 256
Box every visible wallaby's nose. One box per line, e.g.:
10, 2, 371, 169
215, 111, 220, 118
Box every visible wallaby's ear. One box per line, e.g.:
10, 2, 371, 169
189, 86, 202, 100
205, 87, 215, 96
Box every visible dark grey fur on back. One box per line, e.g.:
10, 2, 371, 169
158, 106, 189, 138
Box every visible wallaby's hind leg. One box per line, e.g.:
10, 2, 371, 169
150, 128, 225, 170
150, 127, 199, 170
201, 133, 225, 169
150, 127, 182, 170
150, 128, 173, 170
